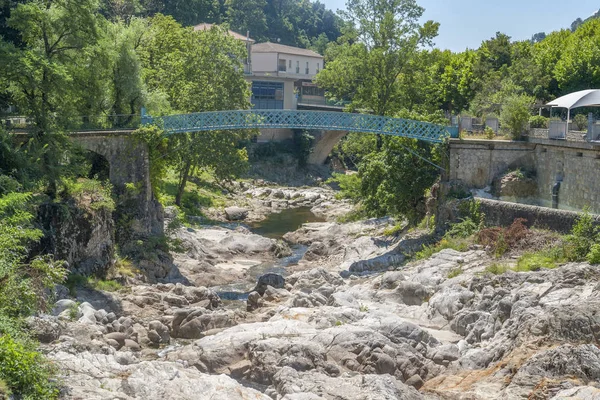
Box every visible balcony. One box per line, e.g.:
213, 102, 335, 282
297, 95, 350, 109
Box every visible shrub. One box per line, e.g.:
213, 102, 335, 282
446, 218, 478, 238
564, 210, 597, 262
476, 218, 530, 256
573, 114, 588, 131
484, 126, 495, 139
500, 94, 534, 139
529, 115, 549, 129
327, 172, 362, 202
61, 178, 115, 212
0, 335, 59, 399
586, 244, 600, 264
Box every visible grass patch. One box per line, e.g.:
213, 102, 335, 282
485, 263, 510, 275
447, 267, 463, 279
383, 222, 405, 236
514, 249, 564, 272
157, 169, 227, 219
414, 237, 471, 260
61, 178, 115, 212
64, 273, 123, 295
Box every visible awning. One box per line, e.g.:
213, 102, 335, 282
546, 89, 600, 109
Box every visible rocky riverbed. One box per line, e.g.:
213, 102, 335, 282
32, 184, 600, 399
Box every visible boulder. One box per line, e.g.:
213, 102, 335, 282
254, 273, 285, 295
224, 206, 249, 221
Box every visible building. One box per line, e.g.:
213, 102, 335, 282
248, 42, 324, 111
193, 24, 331, 141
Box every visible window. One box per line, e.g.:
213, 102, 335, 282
278, 59, 286, 72
305, 61, 309, 74
296, 61, 300, 74
251, 81, 284, 109
316, 63, 320, 73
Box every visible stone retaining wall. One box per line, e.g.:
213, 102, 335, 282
477, 198, 600, 233
449, 139, 600, 214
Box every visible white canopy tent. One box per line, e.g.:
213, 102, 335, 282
546, 89, 600, 123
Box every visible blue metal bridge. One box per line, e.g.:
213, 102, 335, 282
142, 109, 458, 143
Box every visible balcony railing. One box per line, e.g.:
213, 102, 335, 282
297, 95, 350, 108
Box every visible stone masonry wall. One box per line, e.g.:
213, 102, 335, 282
448, 139, 600, 214
477, 198, 600, 234
448, 140, 535, 188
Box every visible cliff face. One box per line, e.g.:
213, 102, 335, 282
38, 196, 115, 277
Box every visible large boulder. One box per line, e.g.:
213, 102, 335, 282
224, 207, 249, 221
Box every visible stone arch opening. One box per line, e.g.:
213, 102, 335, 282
85, 151, 110, 181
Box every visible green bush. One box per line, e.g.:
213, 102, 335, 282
328, 172, 362, 202
484, 126, 495, 139
485, 263, 509, 275
574, 114, 588, 131
446, 218, 478, 238
0, 335, 59, 399
61, 178, 115, 212
564, 210, 597, 262
529, 115, 549, 129
500, 94, 534, 139
586, 244, 600, 264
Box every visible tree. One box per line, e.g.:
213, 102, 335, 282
138, 15, 253, 205
226, 0, 267, 41
500, 94, 533, 139
316, 0, 438, 147
1, 0, 103, 194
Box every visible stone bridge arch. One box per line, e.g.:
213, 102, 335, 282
70, 132, 163, 237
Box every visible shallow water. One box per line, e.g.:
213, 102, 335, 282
213, 207, 323, 302
248, 206, 325, 240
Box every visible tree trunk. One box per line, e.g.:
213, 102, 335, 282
175, 161, 192, 207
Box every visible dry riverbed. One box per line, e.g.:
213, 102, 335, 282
31, 184, 600, 399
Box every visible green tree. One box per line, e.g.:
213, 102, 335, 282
139, 15, 253, 205
226, 0, 267, 41
500, 94, 533, 139
316, 0, 439, 147
1, 0, 103, 194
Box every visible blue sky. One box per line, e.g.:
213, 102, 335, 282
322, 0, 600, 52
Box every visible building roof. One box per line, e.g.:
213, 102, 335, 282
546, 89, 600, 110
252, 42, 322, 58
193, 23, 255, 43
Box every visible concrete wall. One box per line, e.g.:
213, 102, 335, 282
448, 139, 600, 214
252, 52, 322, 79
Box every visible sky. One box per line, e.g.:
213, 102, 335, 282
322, 0, 600, 52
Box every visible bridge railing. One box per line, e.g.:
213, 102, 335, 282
146, 109, 458, 143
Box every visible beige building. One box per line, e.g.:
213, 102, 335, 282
193, 25, 329, 141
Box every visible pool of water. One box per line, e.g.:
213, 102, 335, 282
248, 206, 325, 240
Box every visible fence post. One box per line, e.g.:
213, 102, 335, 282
588, 113, 594, 142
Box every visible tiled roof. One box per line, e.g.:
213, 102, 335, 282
193, 23, 255, 42
252, 42, 322, 58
